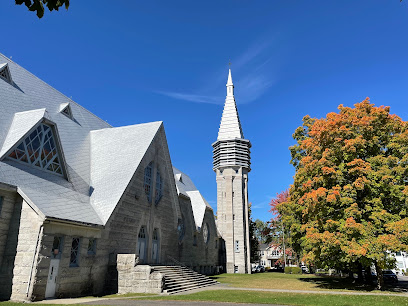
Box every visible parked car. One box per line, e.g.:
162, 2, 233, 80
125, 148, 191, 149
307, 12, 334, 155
301, 265, 309, 274
383, 270, 398, 283
255, 265, 265, 272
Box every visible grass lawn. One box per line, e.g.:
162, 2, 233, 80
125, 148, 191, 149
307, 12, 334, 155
137, 290, 408, 305
210, 272, 390, 292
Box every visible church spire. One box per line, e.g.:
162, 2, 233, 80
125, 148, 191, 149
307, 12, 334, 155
217, 68, 244, 140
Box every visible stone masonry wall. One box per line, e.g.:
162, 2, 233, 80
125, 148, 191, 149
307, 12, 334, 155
117, 254, 163, 294
10, 200, 44, 301
31, 222, 104, 300
0, 188, 19, 301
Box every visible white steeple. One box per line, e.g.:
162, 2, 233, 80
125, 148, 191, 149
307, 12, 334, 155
217, 69, 244, 140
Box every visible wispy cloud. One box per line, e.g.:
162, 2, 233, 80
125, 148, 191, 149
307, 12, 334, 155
156, 32, 282, 105
157, 91, 220, 105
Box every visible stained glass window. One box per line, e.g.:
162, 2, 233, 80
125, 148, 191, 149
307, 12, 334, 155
203, 223, 209, 244
155, 170, 163, 205
144, 162, 153, 203
70, 238, 81, 267
8, 123, 63, 175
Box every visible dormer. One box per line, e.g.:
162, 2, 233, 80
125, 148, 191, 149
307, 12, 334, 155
59, 102, 73, 120
0, 63, 12, 84
0, 109, 69, 179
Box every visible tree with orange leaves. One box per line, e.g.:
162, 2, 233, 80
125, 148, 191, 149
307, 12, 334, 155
278, 98, 408, 289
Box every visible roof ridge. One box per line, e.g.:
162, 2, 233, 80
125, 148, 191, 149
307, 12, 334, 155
90, 121, 163, 134
0, 53, 112, 128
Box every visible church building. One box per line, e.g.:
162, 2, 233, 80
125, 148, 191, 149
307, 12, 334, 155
0, 53, 251, 301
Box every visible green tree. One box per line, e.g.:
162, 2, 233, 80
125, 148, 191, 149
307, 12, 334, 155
16, 0, 69, 18
248, 203, 260, 263
278, 98, 408, 289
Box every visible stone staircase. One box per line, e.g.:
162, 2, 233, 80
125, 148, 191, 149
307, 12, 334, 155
152, 265, 219, 294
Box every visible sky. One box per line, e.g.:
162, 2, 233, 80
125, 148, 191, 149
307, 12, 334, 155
1, 1, 408, 222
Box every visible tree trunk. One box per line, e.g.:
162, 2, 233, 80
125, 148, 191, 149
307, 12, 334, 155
357, 262, 363, 282
374, 261, 384, 290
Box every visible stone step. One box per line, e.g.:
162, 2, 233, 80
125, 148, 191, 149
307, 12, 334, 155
152, 264, 218, 295
166, 282, 218, 294
165, 278, 216, 288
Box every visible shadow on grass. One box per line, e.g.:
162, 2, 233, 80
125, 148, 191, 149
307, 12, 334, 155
299, 276, 408, 293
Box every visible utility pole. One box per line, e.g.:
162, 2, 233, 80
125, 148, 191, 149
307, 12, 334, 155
282, 223, 286, 267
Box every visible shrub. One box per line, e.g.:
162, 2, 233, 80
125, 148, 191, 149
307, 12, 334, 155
265, 267, 271, 271
284, 267, 292, 274
291, 267, 302, 274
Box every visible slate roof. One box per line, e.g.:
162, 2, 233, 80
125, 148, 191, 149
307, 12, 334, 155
0, 53, 162, 226
173, 167, 212, 230
217, 69, 244, 141
90, 122, 162, 223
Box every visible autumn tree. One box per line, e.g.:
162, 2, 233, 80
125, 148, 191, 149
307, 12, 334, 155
278, 98, 408, 289
16, 0, 69, 18
253, 219, 272, 244
269, 190, 295, 265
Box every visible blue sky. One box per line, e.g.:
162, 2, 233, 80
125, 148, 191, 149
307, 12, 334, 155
1, 1, 408, 222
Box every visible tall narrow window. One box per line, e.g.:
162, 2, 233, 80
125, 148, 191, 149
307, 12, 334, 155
235, 240, 239, 253
0, 196, 3, 217
52, 236, 63, 259
155, 170, 163, 205
152, 229, 159, 263
8, 123, 63, 175
87, 238, 97, 255
137, 226, 147, 263
144, 162, 153, 203
70, 238, 81, 267
203, 223, 210, 244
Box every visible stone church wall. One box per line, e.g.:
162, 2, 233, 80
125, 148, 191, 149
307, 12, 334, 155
0, 188, 20, 300
105, 127, 180, 267
177, 196, 219, 274
8, 200, 43, 301
30, 222, 104, 300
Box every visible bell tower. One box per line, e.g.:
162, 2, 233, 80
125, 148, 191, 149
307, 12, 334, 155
213, 69, 251, 274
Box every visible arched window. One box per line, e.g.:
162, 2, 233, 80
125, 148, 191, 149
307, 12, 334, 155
137, 226, 147, 263
152, 228, 159, 263
177, 218, 185, 243
155, 170, 163, 205
203, 223, 210, 244
144, 162, 153, 203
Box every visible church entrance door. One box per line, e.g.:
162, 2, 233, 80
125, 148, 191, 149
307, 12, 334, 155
45, 258, 60, 298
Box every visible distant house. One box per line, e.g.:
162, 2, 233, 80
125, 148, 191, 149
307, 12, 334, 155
257, 243, 296, 268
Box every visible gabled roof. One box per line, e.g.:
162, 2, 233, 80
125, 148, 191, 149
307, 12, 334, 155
173, 167, 213, 229
0, 53, 111, 225
90, 121, 163, 223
